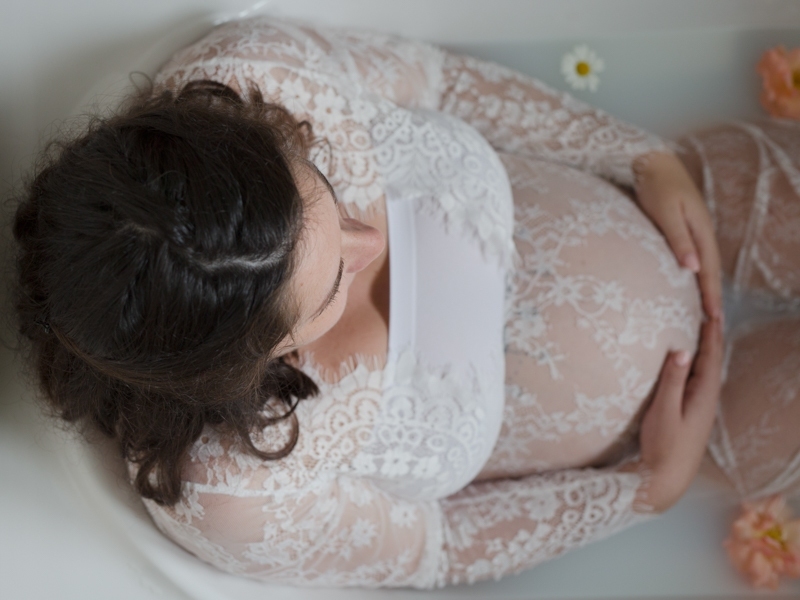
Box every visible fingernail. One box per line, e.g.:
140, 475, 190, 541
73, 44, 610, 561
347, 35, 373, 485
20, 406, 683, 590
675, 350, 691, 366
684, 254, 700, 273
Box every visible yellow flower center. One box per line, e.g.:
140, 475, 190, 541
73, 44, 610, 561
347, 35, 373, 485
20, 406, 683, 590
762, 524, 791, 551
764, 524, 784, 542
793, 70, 800, 90
576, 61, 591, 76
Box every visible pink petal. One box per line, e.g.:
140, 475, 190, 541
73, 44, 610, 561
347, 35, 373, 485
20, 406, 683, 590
732, 517, 757, 540
784, 556, 800, 578
748, 551, 781, 589
786, 47, 800, 70
785, 520, 800, 549
757, 48, 800, 120
724, 538, 752, 569
775, 96, 800, 120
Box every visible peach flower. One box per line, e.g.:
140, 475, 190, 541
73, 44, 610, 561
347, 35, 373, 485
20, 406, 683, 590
724, 494, 800, 590
756, 46, 800, 120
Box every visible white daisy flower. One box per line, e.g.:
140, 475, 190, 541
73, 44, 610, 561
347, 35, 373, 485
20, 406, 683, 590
561, 44, 605, 92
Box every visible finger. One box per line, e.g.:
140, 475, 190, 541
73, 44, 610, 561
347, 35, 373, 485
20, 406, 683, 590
687, 207, 724, 319
654, 201, 701, 274
691, 317, 724, 380
651, 349, 693, 422
684, 320, 723, 395
683, 318, 724, 419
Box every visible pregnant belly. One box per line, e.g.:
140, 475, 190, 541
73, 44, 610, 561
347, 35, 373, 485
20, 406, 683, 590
477, 154, 703, 481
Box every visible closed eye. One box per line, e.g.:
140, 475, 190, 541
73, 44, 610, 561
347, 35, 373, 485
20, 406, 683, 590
312, 258, 344, 320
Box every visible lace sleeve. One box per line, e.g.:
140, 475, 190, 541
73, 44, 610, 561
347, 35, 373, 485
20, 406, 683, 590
154, 17, 443, 106
154, 23, 384, 213
155, 17, 671, 198
439, 467, 650, 585
153, 18, 448, 215
143, 459, 649, 588
437, 52, 675, 187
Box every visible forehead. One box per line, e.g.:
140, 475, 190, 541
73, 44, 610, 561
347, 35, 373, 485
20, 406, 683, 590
294, 164, 335, 248
295, 161, 334, 201
290, 164, 340, 317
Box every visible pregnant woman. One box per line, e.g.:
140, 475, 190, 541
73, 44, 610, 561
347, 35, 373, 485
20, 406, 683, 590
13, 17, 800, 588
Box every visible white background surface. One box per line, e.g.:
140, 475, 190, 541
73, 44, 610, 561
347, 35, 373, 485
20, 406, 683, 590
3, 2, 800, 599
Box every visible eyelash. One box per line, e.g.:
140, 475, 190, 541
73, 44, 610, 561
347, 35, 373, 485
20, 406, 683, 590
326, 287, 341, 309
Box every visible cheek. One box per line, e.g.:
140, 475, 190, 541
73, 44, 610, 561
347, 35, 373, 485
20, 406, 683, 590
326, 279, 351, 324
301, 286, 349, 346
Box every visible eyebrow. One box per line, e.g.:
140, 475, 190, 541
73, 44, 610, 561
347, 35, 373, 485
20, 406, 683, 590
312, 258, 344, 320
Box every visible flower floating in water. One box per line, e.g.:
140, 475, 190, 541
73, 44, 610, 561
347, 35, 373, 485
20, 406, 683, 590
756, 46, 800, 120
723, 494, 800, 589
561, 45, 605, 92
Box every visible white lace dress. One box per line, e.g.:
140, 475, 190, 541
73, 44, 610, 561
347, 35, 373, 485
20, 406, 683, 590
133, 17, 800, 589
678, 119, 800, 500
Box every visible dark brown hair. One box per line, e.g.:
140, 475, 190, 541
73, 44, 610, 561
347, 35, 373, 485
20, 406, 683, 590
13, 80, 319, 505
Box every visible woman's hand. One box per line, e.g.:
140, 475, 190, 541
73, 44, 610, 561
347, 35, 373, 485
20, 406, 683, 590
622, 317, 724, 513
633, 151, 723, 320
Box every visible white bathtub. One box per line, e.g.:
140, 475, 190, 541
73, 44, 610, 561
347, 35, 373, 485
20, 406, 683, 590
2, 2, 800, 599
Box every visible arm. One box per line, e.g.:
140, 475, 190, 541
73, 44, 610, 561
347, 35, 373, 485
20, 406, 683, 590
143, 319, 723, 588
437, 52, 674, 187
439, 467, 647, 584
155, 18, 670, 189
143, 464, 648, 588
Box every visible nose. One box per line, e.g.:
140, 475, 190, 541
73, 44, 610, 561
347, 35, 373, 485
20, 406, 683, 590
340, 217, 385, 274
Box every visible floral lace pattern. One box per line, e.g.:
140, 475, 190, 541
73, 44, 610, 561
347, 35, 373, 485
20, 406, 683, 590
134, 17, 719, 588
439, 52, 674, 188
707, 317, 800, 500
307, 349, 506, 502
375, 108, 516, 265
477, 154, 702, 479
140, 348, 645, 588
155, 17, 671, 263
678, 120, 800, 501
156, 19, 405, 213
679, 119, 800, 314
438, 468, 650, 586
156, 19, 515, 264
